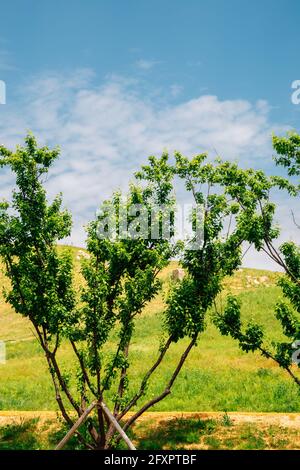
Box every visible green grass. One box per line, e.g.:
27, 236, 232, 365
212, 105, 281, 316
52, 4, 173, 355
0, 246, 299, 412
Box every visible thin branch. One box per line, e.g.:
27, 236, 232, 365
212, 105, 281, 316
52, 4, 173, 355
117, 335, 173, 421
70, 340, 97, 396
258, 346, 300, 387
291, 210, 300, 229
121, 334, 198, 433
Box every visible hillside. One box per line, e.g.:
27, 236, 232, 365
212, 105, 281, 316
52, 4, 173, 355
0, 246, 299, 413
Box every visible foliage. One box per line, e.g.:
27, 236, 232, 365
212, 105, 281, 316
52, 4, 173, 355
0, 135, 75, 335
215, 132, 300, 388
273, 132, 300, 178
3, 132, 297, 449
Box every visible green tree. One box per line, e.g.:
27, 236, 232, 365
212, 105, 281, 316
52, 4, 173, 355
0, 134, 79, 431
69, 164, 180, 448
214, 132, 300, 388
0, 136, 271, 449
273, 132, 300, 177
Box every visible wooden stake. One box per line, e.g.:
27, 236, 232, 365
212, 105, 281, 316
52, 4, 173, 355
55, 400, 136, 450
55, 401, 97, 450
99, 401, 136, 450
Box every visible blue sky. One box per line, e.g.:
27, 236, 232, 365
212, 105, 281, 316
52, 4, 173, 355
0, 0, 299, 267
1, 0, 300, 122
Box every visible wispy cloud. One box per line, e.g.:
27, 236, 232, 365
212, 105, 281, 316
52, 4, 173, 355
187, 60, 202, 67
170, 84, 183, 97
135, 59, 161, 70
0, 49, 15, 71
0, 69, 292, 268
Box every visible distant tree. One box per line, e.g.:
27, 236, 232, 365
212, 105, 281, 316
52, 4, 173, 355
215, 132, 300, 388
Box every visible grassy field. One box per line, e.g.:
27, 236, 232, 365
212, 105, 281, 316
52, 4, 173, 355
0, 246, 299, 414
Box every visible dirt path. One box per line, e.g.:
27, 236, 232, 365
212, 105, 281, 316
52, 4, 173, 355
0, 410, 299, 429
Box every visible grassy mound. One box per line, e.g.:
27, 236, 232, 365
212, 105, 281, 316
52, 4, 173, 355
0, 246, 299, 412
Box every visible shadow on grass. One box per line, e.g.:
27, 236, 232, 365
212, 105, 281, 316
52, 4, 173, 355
128, 417, 217, 450
48, 420, 90, 450
0, 417, 88, 450
0, 418, 40, 450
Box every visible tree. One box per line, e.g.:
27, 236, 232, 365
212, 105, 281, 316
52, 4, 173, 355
214, 132, 300, 388
0, 134, 79, 433
273, 132, 300, 177
0, 141, 185, 449
0, 136, 270, 449
68, 161, 180, 448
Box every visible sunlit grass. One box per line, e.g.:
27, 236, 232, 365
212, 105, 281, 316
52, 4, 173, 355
0, 246, 299, 412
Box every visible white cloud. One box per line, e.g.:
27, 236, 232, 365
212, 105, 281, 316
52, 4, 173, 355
135, 59, 160, 70
0, 69, 295, 269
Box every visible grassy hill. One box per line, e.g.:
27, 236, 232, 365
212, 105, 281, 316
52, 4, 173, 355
0, 246, 299, 413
